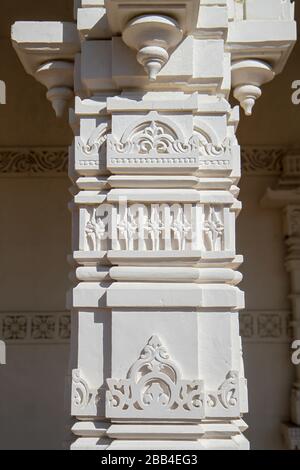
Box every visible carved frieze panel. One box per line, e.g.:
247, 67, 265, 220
107, 112, 234, 175
0, 146, 293, 176
0, 312, 70, 344
0, 311, 290, 344
81, 202, 232, 253
106, 335, 241, 420
0, 148, 68, 176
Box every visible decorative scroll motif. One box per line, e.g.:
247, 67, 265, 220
0, 148, 68, 176
106, 335, 241, 419
107, 112, 232, 170
204, 206, 224, 251
72, 369, 93, 410
106, 336, 205, 419
0, 312, 70, 343
109, 120, 227, 157
206, 371, 238, 410
80, 124, 109, 155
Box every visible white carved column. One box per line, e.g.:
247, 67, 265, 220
262, 154, 300, 449
12, 0, 296, 450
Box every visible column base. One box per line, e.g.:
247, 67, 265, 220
71, 420, 249, 450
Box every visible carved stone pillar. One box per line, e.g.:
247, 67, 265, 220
262, 153, 300, 449
0, 341, 5, 366
12, 0, 296, 450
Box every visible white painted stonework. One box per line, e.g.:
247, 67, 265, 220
11, 0, 296, 450
0, 341, 5, 365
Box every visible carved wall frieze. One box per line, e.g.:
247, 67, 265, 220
0, 147, 295, 176
0, 312, 70, 343
240, 310, 291, 343
241, 146, 286, 175
83, 203, 228, 252
0, 148, 68, 177
0, 311, 291, 344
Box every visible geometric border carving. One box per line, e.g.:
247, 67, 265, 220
0, 311, 291, 344
0, 312, 70, 343
240, 310, 292, 343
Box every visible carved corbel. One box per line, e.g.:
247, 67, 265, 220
11, 22, 80, 117
105, 0, 200, 81
232, 60, 274, 116
122, 15, 183, 82
228, 0, 296, 115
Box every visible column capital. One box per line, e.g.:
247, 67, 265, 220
11, 22, 80, 117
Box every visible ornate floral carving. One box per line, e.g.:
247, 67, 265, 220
106, 336, 205, 419
2, 315, 27, 340
239, 310, 291, 342
31, 315, 56, 340
108, 120, 228, 158
85, 208, 107, 251
107, 112, 232, 172
0, 312, 291, 344
117, 207, 139, 250
0, 148, 68, 175
170, 205, 192, 251
257, 313, 283, 339
59, 315, 71, 340
0, 146, 293, 176
0, 312, 70, 343
204, 206, 224, 251
143, 206, 164, 251
114, 203, 194, 251
241, 147, 285, 175
239, 313, 254, 339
